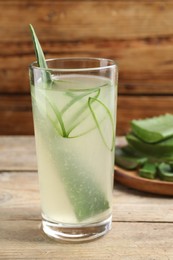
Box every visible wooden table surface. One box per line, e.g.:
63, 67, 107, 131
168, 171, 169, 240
0, 136, 173, 260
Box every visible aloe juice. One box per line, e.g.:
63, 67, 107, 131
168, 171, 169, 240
32, 74, 116, 225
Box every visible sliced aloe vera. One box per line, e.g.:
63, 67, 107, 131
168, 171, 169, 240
126, 133, 173, 157
158, 163, 173, 182
122, 145, 144, 157
61, 89, 99, 115
115, 147, 147, 170
139, 162, 157, 179
66, 89, 100, 138
57, 143, 109, 221
88, 97, 115, 151
131, 114, 173, 144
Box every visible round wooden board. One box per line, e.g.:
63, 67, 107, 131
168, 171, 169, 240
114, 165, 173, 196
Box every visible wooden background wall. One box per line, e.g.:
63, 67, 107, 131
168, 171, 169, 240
1, 0, 173, 136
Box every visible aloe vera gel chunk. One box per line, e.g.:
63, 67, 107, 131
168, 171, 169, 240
139, 163, 157, 179
115, 114, 173, 182
131, 114, 173, 143
115, 147, 147, 170
158, 163, 173, 182
126, 133, 173, 158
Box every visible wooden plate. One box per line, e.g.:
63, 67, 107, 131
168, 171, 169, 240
114, 165, 173, 196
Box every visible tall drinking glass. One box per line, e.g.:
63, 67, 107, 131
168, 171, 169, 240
29, 58, 118, 242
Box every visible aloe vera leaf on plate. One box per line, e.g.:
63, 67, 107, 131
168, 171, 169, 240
139, 162, 157, 179
158, 163, 173, 182
122, 144, 173, 164
131, 114, 173, 143
115, 147, 147, 170
122, 145, 145, 157
169, 161, 173, 171
126, 133, 173, 158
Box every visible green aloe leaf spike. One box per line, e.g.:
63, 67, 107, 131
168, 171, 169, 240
88, 97, 115, 151
29, 24, 52, 84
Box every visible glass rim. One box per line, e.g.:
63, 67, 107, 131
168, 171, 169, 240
30, 57, 117, 72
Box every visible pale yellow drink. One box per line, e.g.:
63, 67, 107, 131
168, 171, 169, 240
31, 75, 115, 224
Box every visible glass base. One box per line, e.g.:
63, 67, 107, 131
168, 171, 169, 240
42, 215, 112, 243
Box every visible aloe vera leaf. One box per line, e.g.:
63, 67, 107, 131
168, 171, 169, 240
58, 147, 109, 221
31, 90, 63, 136
122, 143, 173, 164
32, 86, 67, 137
122, 145, 145, 157
88, 97, 115, 151
61, 92, 90, 115
44, 95, 68, 137
66, 89, 100, 137
115, 147, 147, 170
126, 133, 173, 157
158, 163, 173, 182
131, 114, 173, 144
61, 88, 101, 115
29, 24, 52, 84
169, 161, 173, 170
139, 162, 157, 179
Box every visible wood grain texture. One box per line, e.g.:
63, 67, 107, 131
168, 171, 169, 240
0, 95, 34, 135
0, 220, 173, 260
0, 1, 173, 94
0, 136, 36, 170
1, 1, 173, 41
0, 0, 173, 134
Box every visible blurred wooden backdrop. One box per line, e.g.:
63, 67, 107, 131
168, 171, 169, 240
1, 0, 173, 135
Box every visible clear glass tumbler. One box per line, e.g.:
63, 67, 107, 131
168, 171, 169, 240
29, 57, 118, 242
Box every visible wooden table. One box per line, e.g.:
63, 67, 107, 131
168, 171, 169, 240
0, 136, 173, 259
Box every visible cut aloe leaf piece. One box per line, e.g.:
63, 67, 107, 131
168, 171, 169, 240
67, 90, 100, 138
158, 163, 173, 182
29, 24, 52, 85
139, 162, 157, 179
131, 114, 173, 143
126, 133, 173, 157
44, 95, 68, 137
61, 89, 99, 115
57, 146, 109, 221
88, 97, 115, 151
169, 161, 173, 171
115, 147, 147, 170
122, 145, 145, 157
122, 144, 173, 164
